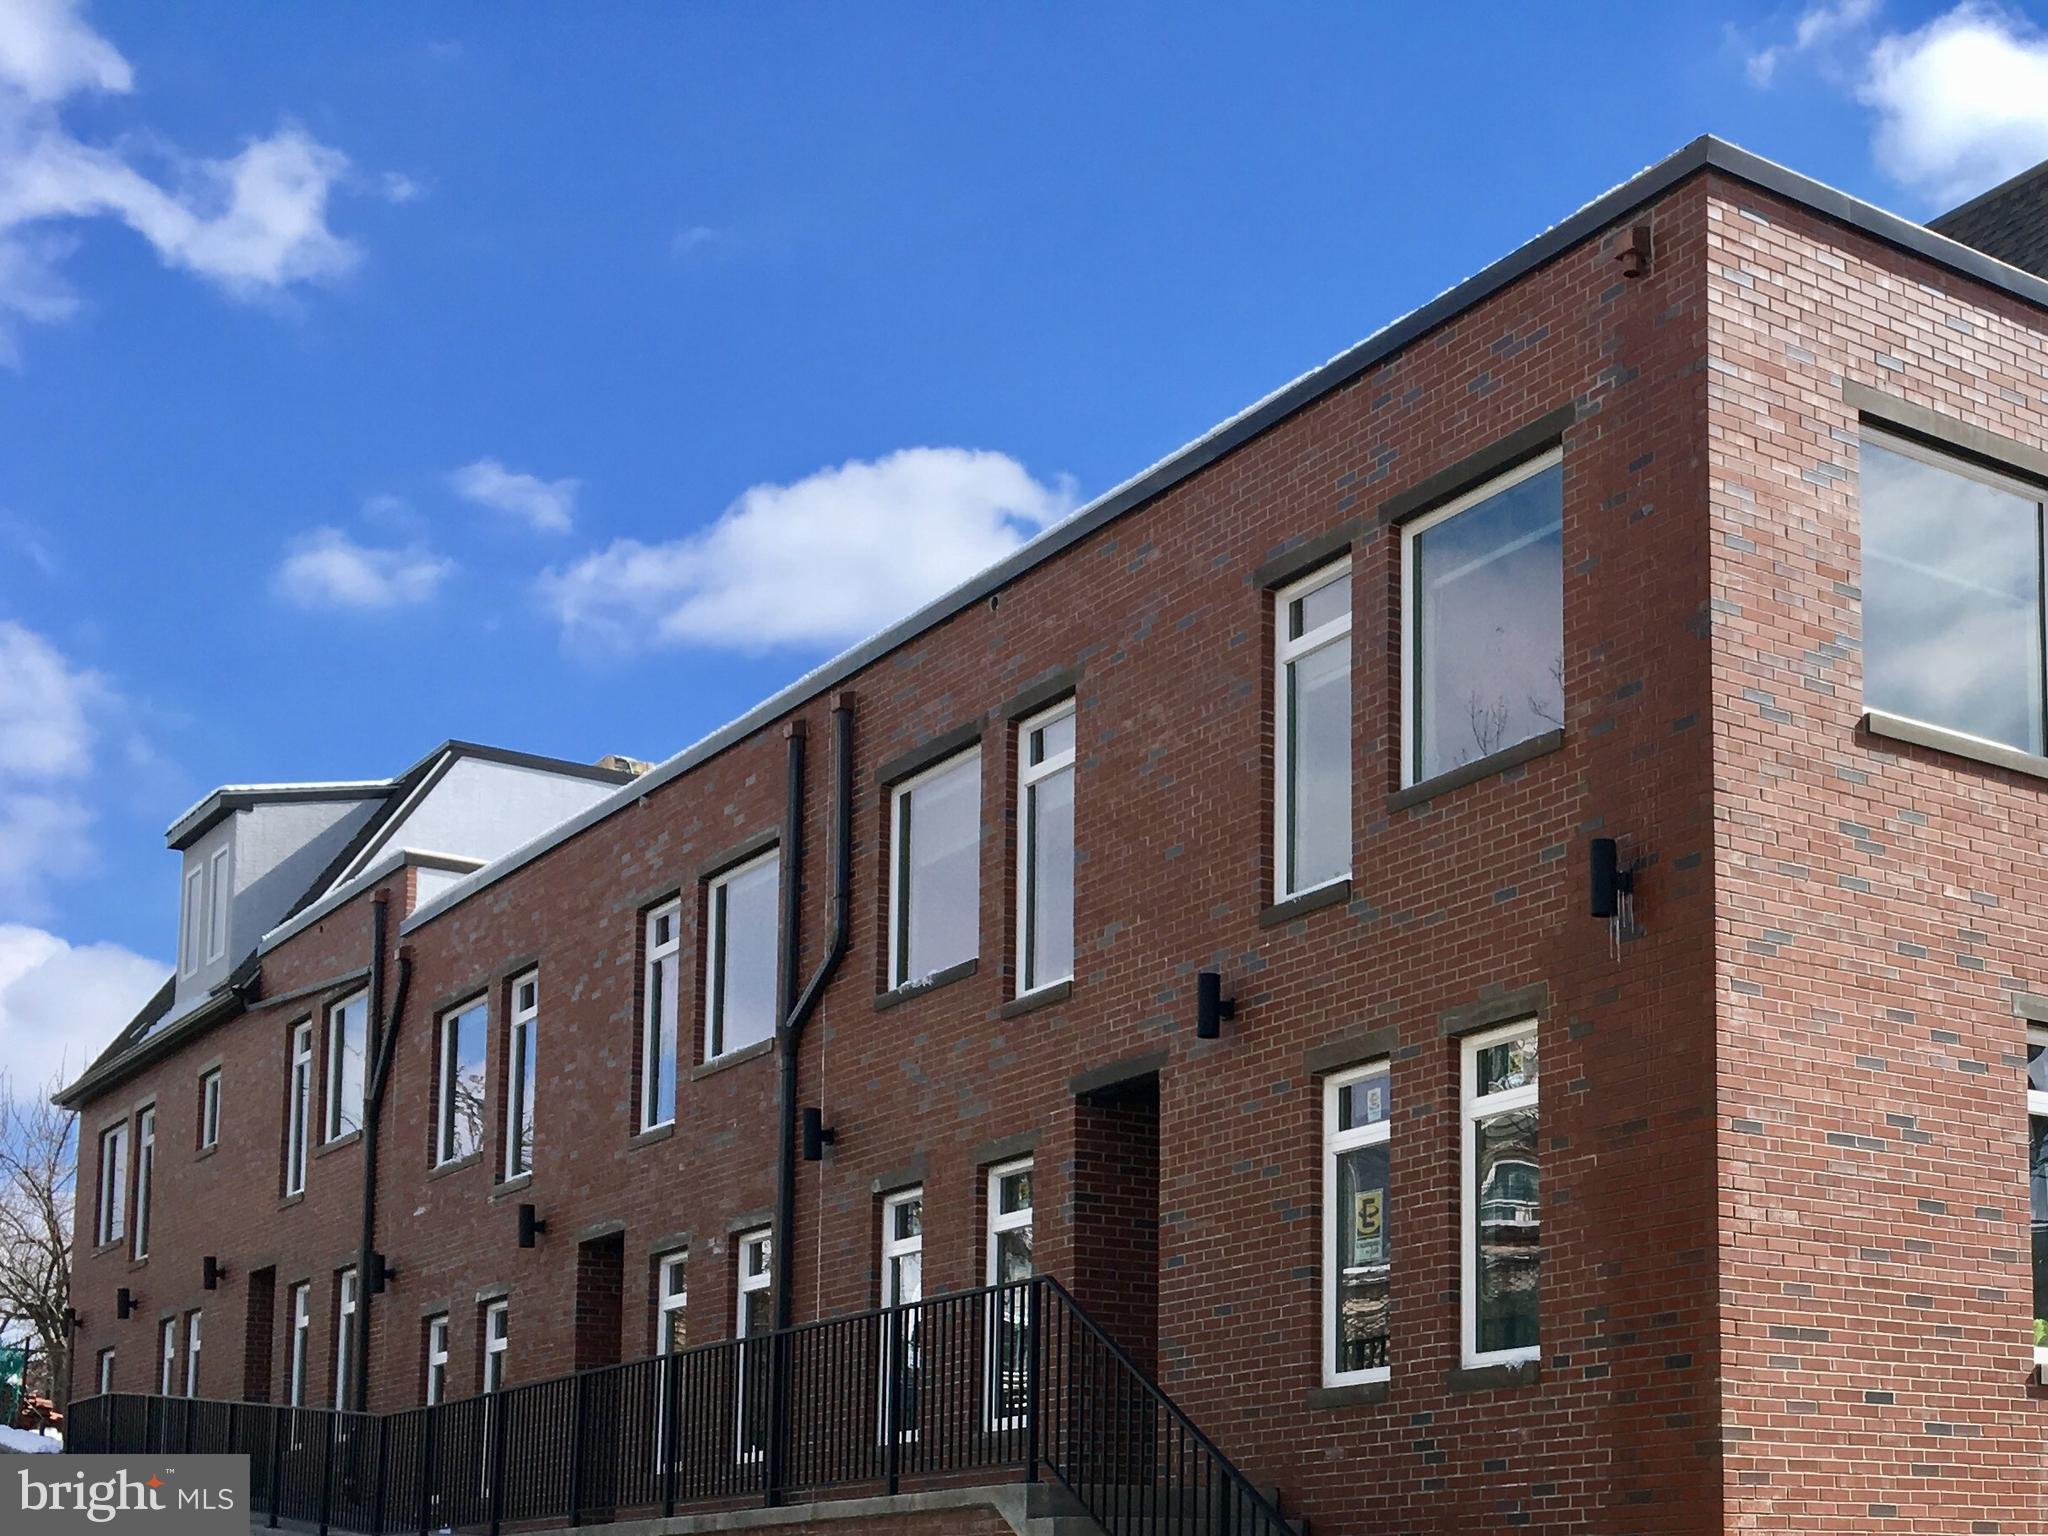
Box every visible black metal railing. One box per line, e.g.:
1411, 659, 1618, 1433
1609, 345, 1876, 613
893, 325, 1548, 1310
68, 1276, 1295, 1536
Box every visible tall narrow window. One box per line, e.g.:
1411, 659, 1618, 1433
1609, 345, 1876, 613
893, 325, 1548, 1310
96, 1349, 115, 1395
704, 851, 780, 1061
1274, 561, 1351, 898
182, 866, 206, 977
184, 1310, 202, 1397
2029, 1026, 2048, 1368
879, 1192, 923, 1442
435, 998, 487, 1166
1462, 1021, 1540, 1367
482, 1300, 509, 1393
1017, 702, 1075, 994
735, 1230, 772, 1461
325, 993, 367, 1142
888, 751, 981, 989
1862, 430, 2048, 754
657, 1251, 689, 1355
423, 1315, 450, 1406
985, 1160, 1033, 1428
1404, 451, 1565, 785
1323, 1063, 1392, 1385
285, 1022, 312, 1197
334, 1268, 358, 1409
131, 1106, 155, 1261
206, 845, 231, 963
504, 973, 538, 1179
198, 1068, 221, 1152
287, 1283, 310, 1406
159, 1316, 177, 1396
95, 1122, 127, 1247
642, 903, 680, 1130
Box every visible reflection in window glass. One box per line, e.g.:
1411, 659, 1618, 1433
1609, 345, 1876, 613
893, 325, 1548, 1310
1464, 1022, 1540, 1365
436, 1000, 487, 1165
1019, 705, 1076, 993
1409, 457, 1564, 783
891, 754, 981, 987
1325, 1065, 1390, 1383
1862, 435, 2045, 754
707, 852, 780, 1059
1276, 564, 1351, 897
2030, 1034, 2048, 1363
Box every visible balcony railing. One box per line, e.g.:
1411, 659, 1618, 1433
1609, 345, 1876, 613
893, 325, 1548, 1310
69, 1277, 1297, 1536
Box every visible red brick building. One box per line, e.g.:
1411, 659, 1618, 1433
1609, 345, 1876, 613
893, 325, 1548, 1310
58, 137, 2048, 1534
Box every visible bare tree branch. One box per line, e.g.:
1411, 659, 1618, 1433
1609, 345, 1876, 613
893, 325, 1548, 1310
0, 1070, 76, 1417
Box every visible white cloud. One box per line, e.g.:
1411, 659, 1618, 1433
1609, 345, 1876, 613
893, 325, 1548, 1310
1746, 2, 2048, 206
0, 923, 163, 1092
0, 620, 115, 917
379, 170, 423, 205
1862, 4, 2048, 205
541, 447, 1077, 652
449, 458, 579, 534
274, 527, 452, 610
0, 0, 361, 360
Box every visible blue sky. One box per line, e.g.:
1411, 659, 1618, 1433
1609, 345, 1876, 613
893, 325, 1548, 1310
3, 0, 2046, 1087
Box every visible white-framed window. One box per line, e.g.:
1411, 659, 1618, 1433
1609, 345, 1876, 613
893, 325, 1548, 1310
704, 851, 780, 1061
1016, 703, 1075, 995
435, 997, 487, 1166
2028, 1026, 2048, 1367
158, 1316, 177, 1396
334, 1268, 358, 1409
1323, 1063, 1392, 1386
95, 1122, 127, 1247
96, 1348, 115, 1395
181, 866, 206, 977
198, 1068, 221, 1152
1274, 560, 1351, 899
735, 1229, 772, 1461
131, 1105, 155, 1261
504, 973, 538, 1179
423, 1314, 450, 1406
657, 1251, 689, 1355
184, 1310, 202, 1397
985, 1159, 1033, 1428
1461, 1020, 1540, 1368
325, 992, 368, 1142
642, 902, 680, 1130
287, 1282, 311, 1406
206, 845, 231, 963
285, 1021, 312, 1197
482, 1300, 509, 1393
1861, 428, 2048, 755
1402, 450, 1564, 786
888, 750, 981, 989
879, 1190, 923, 1442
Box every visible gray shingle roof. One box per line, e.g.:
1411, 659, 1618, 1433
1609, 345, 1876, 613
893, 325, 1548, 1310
1930, 160, 2048, 280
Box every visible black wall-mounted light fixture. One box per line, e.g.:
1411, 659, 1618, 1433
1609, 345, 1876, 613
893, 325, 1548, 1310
367, 1252, 397, 1295
1196, 972, 1236, 1040
1589, 837, 1636, 918
115, 1287, 136, 1321
201, 1255, 225, 1291
516, 1203, 547, 1249
801, 1106, 836, 1162
62, 1306, 78, 1339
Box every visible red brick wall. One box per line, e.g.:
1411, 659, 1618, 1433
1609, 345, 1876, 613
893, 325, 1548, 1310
68, 173, 1737, 1536
1706, 172, 2048, 1533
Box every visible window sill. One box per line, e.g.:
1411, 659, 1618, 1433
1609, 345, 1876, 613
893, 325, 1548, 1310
1861, 709, 2048, 782
194, 1144, 217, 1162
91, 1239, 124, 1259
874, 958, 978, 1012
1305, 1379, 1389, 1409
490, 1173, 533, 1200
126, 1256, 149, 1273
1445, 1359, 1541, 1393
1389, 728, 1565, 812
629, 1122, 676, 1150
1259, 879, 1352, 929
277, 1193, 304, 1211
314, 1129, 363, 1159
1000, 979, 1072, 1018
692, 1039, 775, 1079
427, 1153, 482, 1183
